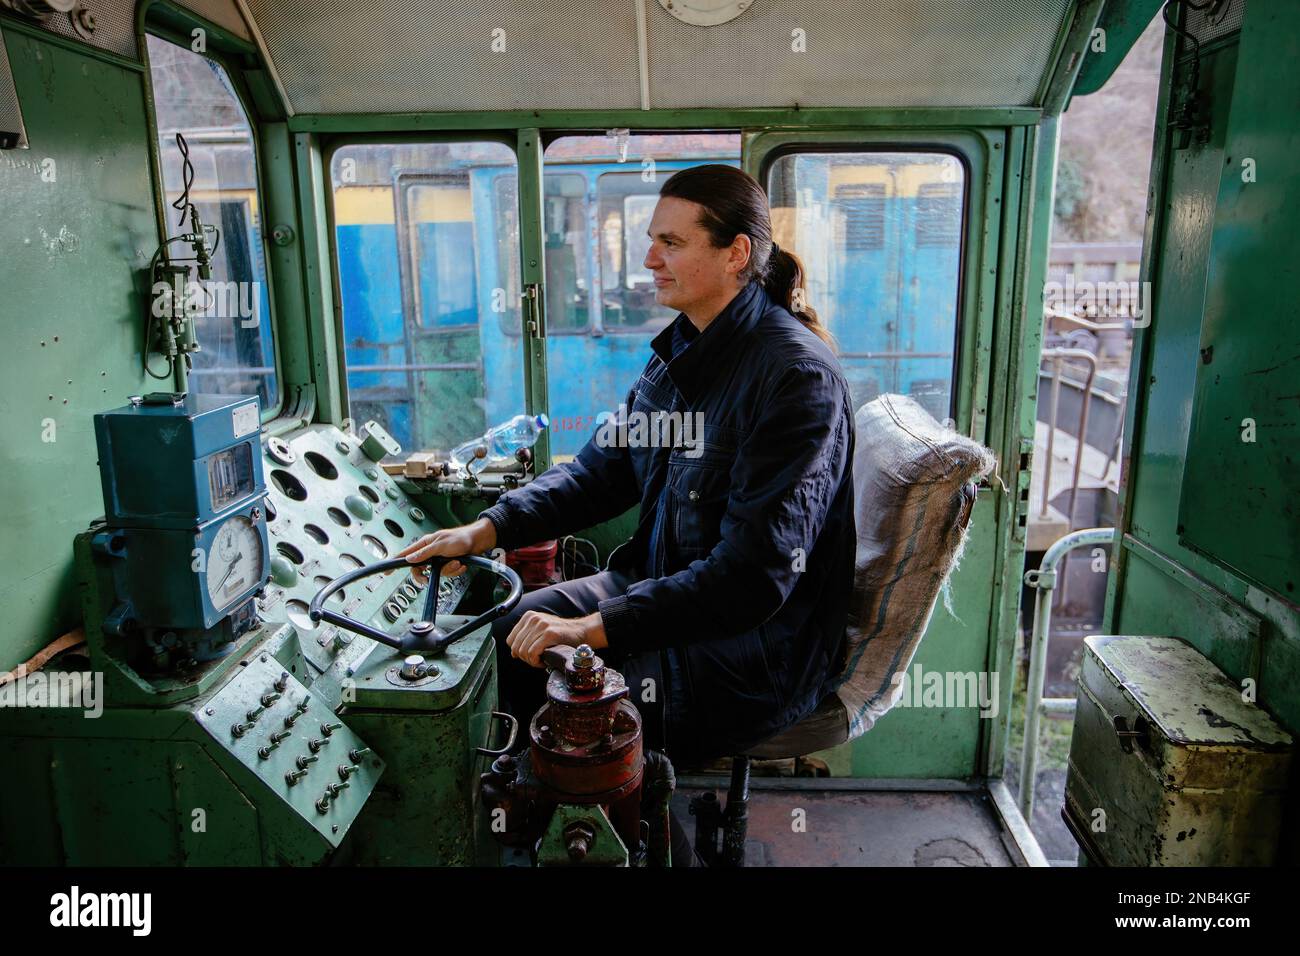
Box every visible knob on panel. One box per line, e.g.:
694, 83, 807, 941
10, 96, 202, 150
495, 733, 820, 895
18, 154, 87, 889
400, 655, 427, 681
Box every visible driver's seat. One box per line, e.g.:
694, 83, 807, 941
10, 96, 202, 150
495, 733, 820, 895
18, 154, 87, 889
689, 393, 996, 864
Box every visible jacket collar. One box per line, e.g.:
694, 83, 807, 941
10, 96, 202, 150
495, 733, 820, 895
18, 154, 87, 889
651, 279, 766, 404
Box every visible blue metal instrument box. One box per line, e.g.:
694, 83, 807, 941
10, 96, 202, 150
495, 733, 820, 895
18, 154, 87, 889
94, 392, 265, 529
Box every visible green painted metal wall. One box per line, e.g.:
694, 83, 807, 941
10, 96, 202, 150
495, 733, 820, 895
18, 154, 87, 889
1105, 4, 1300, 858
0, 23, 155, 671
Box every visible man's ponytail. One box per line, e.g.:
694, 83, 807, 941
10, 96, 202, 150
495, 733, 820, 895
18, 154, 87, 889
762, 243, 835, 348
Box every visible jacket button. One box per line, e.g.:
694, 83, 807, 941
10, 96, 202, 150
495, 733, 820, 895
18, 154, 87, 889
688, 489, 699, 502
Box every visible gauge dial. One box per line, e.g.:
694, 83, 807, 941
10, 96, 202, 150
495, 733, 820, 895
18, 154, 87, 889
207, 514, 264, 610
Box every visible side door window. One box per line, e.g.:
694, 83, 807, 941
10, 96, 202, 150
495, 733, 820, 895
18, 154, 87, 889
765, 150, 964, 422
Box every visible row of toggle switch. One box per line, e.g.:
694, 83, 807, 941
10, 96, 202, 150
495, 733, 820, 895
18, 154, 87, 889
301, 748, 371, 814
231, 670, 299, 739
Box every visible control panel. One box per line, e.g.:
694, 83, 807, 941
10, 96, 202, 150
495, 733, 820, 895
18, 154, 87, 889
255, 424, 471, 674
195, 652, 384, 848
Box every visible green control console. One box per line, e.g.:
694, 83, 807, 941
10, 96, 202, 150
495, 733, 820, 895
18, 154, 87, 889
0, 404, 510, 866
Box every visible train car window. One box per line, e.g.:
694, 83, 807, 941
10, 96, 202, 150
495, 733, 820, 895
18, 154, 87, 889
768, 151, 964, 422
145, 35, 279, 413
597, 172, 672, 333
404, 180, 478, 328
538, 132, 740, 458
329, 142, 523, 453
494, 173, 590, 336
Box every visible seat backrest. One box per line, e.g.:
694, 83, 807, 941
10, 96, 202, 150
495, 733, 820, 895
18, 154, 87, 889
831, 393, 996, 739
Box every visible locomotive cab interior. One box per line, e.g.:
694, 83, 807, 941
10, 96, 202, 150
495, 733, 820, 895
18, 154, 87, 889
1, 0, 1297, 878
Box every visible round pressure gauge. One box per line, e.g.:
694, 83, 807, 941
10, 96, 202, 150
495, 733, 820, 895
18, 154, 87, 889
207, 514, 264, 610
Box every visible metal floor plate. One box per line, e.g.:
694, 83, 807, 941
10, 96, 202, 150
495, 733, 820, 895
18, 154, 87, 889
672, 787, 1017, 867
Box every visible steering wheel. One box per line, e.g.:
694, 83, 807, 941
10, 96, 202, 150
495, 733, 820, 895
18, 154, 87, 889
308, 554, 523, 655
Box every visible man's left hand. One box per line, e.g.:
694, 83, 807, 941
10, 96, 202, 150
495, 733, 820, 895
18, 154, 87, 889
506, 610, 608, 668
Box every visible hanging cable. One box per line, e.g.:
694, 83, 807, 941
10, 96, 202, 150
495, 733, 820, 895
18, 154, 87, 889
171, 131, 197, 229
1162, 0, 1225, 95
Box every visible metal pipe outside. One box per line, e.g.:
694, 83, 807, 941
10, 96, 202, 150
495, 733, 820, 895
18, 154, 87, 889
1041, 355, 1062, 518
1044, 307, 1129, 333
1018, 527, 1116, 820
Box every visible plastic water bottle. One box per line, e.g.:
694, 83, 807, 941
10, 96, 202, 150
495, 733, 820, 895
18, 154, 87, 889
448, 440, 488, 476
450, 413, 549, 476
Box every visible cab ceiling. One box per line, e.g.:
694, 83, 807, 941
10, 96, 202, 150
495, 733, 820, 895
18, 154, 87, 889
178, 0, 1077, 115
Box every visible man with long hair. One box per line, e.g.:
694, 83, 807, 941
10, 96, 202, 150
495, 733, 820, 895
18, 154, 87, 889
402, 165, 856, 856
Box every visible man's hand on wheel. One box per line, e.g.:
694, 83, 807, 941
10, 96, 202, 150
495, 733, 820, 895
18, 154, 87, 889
398, 517, 497, 586
506, 610, 608, 668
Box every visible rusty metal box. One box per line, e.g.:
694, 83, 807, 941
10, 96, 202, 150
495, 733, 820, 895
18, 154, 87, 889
1063, 635, 1292, 866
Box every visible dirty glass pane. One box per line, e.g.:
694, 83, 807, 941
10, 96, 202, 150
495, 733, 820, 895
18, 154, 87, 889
329, 142, 522, 454
767, 151, 964, 422
539, 133, 741, 458
146, 34, 278, 412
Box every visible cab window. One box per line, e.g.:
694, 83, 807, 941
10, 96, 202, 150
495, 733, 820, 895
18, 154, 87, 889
329, 142, 523, 453
145, 35, 279, 413
767, 150, 964, 422
538, 132, 741, 457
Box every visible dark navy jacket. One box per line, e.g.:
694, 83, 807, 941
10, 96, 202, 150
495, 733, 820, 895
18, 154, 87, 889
481, 279, 856, 756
